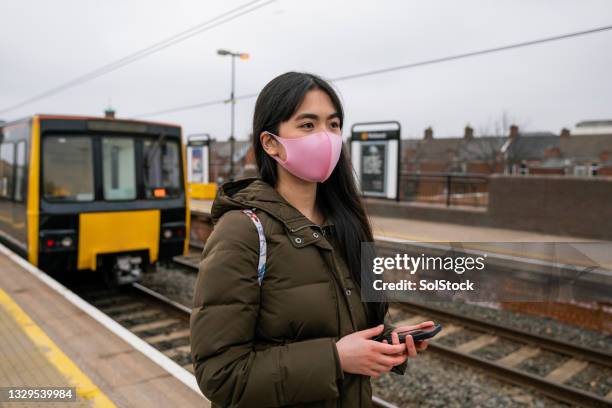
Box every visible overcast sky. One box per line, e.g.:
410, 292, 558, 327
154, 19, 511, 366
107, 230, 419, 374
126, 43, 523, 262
1, 0, 611, 141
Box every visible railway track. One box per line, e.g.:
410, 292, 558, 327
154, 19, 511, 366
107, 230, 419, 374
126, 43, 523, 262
76, 283, 194, 373
392, 301, 612, 407
174, 249, 612, 406
75, 281, 398, 408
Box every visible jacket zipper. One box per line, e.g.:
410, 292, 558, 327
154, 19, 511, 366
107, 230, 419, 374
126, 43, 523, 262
291, 222, 344, 406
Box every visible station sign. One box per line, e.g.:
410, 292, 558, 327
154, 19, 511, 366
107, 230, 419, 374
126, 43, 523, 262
187, 134, 211, 184
350, 121, 401, 200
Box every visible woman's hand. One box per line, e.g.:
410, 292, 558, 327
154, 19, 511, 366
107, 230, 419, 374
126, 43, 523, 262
387, 321, 435, 357
335, 324, 408, 377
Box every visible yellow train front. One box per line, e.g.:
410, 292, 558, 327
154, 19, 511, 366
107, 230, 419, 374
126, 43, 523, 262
0, 114, 190, 284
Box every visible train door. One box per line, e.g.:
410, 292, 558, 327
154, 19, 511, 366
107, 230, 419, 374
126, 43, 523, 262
0, 122, 29, 254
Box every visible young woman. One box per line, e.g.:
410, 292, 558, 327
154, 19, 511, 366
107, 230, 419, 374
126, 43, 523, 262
190, 72, 433, 408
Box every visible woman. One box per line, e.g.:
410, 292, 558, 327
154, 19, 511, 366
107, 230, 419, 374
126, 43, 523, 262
190, 72, 432, 408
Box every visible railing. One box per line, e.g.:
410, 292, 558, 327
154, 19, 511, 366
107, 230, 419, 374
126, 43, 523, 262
399, 172, 489, 207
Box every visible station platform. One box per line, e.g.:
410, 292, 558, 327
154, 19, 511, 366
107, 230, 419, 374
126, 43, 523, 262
190, 199, 212, 215
190, 198, 593, 243
190, 198, 611, 270
0, 245, 208, 408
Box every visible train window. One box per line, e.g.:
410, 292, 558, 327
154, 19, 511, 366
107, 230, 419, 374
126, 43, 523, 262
43, 136, 94, 201
0, 143, 15, 199
143, 139, 181, 198
102, 138, 136, 200
14, 141, 26, 202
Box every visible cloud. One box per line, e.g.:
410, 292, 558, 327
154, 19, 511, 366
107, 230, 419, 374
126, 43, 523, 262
1, 0, 611, 140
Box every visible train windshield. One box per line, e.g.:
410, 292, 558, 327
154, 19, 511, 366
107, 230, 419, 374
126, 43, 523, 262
143, 138, 182, 198
102, 137, 137, 200
43, 136, 94, 201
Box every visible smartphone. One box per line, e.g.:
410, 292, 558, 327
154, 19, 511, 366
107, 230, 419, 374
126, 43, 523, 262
377, 323, 442, 343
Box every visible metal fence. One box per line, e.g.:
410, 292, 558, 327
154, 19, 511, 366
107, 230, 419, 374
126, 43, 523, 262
399, 172, 489, 207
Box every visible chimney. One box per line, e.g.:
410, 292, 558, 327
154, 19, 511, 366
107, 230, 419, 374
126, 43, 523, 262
464, 125, 474, 140
104, 107, 115, 119
424, 127, 433, 140
509, 124, 519, 140
560, 128, 570, 138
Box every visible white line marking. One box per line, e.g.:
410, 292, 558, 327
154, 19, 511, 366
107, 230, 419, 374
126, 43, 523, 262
0, 243, 206, 400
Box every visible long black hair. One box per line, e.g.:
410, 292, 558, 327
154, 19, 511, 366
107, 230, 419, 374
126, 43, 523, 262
252, 72, 387, 326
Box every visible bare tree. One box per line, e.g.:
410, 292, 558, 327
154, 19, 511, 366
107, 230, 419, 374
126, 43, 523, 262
461, 111, 527, 173
458, 138, 503, 173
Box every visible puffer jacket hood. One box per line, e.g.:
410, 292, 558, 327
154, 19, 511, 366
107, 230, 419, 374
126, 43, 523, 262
210, 176, 334, 232
190, 176, 406, 408
210, 177, 268, 223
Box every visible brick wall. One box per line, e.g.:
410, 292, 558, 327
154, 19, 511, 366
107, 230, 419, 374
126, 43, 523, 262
487, 174, 612, 239
365, 174, 612, 240
599, 166, 612, 176
528, 167, 565, 175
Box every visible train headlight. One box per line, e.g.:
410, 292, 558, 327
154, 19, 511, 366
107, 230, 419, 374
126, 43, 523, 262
40, 229, 76, 252
61, 236, 73, 248
160, 223, 185, 242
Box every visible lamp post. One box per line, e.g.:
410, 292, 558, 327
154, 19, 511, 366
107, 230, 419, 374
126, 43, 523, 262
217, 49, 249, 181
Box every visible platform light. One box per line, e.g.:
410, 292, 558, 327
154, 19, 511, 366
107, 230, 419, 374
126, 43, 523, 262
217, 48, 250, 181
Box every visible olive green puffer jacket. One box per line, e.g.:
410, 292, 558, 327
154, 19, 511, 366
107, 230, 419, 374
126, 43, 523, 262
190, 177, 406, 407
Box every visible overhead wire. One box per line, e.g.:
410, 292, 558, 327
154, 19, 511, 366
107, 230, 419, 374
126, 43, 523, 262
0, 0, 276, 115
132, 24, 612, 118
331, 24, 612, 83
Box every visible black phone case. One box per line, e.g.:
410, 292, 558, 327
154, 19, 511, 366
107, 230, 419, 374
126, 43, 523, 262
376, 323, 443, 343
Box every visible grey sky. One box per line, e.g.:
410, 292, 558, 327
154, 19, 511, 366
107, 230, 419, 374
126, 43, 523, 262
1, 0, 611, 141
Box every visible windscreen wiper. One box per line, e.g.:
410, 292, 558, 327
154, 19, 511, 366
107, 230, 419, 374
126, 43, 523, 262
143, 132, 166, 183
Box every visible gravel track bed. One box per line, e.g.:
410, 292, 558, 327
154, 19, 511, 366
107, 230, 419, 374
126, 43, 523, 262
419, 301, 611, 354
517, 351, 567, 377
105, 306, 147, 317
141, 263, 197, 306
173, 353, 192, 366
372, 353, 568, 407
471, 338, 522, 361
69, 254, 612, 356
143, 266, 609, 407
434, 329, 482, 348
116, 313, 164, 325
565, 364, 612, 397
156, 338, 190, 351
134, 323, 186, 339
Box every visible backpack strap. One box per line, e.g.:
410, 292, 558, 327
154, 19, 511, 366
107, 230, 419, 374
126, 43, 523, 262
241, 209, 267, 286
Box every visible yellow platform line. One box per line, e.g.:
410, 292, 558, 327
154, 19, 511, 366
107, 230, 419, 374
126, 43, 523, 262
0, 288, 117, 408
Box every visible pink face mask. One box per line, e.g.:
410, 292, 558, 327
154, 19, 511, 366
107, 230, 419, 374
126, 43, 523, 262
265, 130, 343, 183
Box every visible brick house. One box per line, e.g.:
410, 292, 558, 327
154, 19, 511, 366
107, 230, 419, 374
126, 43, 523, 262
401, 125, 555, 175
204, 121, 612, 186
401, 123, 612, 177
208, 139, 252, 183
527, 128, 612, 176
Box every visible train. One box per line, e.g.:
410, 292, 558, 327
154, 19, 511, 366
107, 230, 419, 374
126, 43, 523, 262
0, 114, 189, 285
